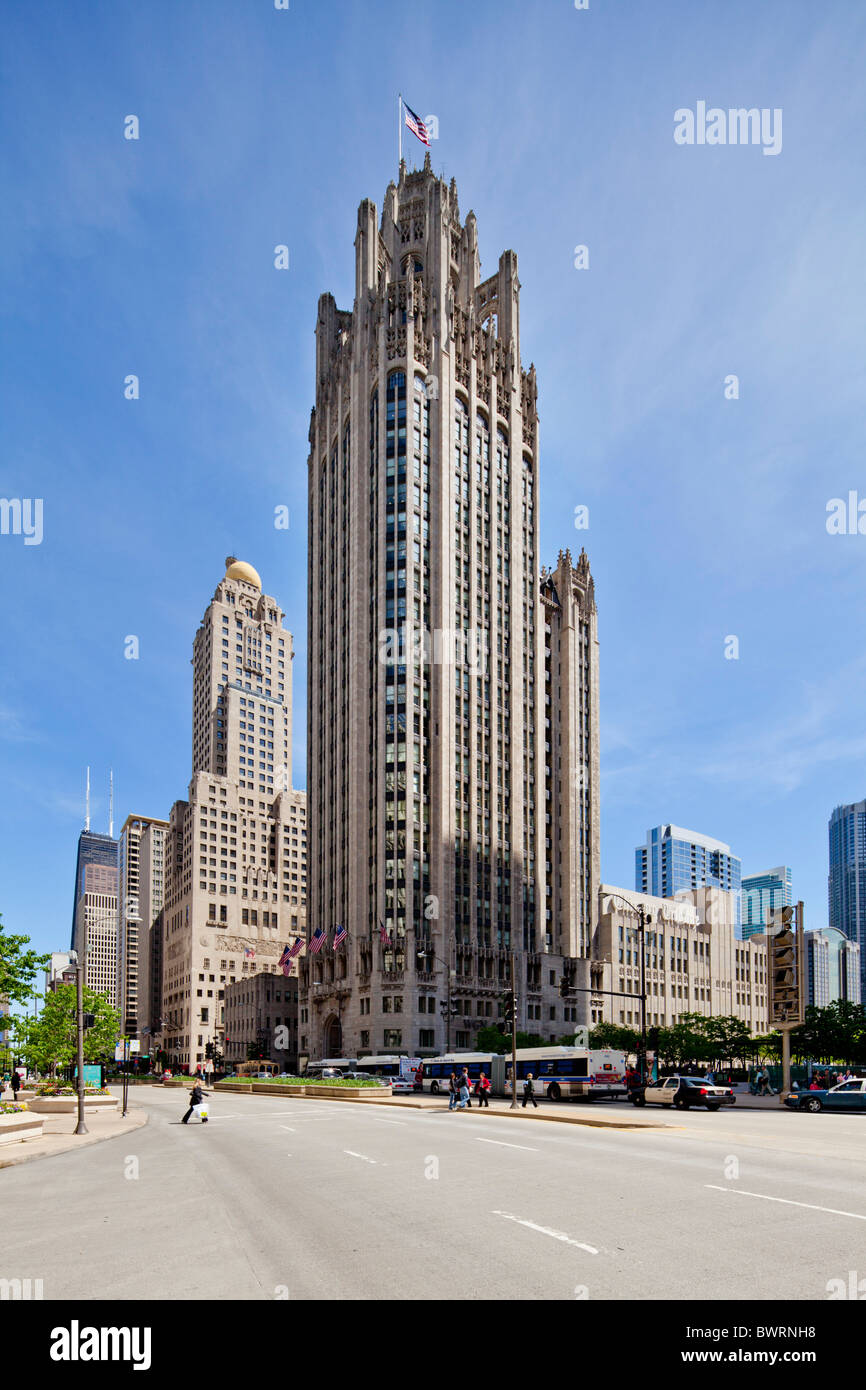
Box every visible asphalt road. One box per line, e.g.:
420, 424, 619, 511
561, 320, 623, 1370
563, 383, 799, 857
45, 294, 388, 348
2, 1086, 864, 1301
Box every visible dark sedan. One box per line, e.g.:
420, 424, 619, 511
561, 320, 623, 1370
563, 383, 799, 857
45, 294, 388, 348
784, 1078, 866, 1112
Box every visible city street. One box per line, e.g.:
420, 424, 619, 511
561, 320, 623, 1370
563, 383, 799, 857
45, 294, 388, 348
2, 1086, 865, 1301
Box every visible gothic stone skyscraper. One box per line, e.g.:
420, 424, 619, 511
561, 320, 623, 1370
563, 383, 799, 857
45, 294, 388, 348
159, 559, 307, 1072
301, 157, 599, 1060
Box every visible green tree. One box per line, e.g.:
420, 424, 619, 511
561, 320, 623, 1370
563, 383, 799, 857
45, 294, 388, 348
588, 1022, 640, 1054
474, 1028, 545, 1053
0, 914, 50, 1027
17, 984, 119, 1074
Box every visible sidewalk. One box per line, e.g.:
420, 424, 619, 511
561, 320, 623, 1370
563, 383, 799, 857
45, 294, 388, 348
0, 1093, 148, 1170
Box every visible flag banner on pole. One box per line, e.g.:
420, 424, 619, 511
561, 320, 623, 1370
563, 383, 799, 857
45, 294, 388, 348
404, 102, 430, 147
379, 919, 392, 946
244, 946, 256, 959
287, 937, 304, 959
333, 925, 347, 950
309, 927, 327, 955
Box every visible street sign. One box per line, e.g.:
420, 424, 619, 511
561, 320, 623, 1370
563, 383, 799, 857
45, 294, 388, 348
768, 902, 805, 1028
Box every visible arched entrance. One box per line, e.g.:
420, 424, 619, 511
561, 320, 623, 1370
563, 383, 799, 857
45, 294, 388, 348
323, 1015, 342, 1056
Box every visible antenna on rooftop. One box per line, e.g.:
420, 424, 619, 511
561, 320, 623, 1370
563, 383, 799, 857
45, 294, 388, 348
85, 766, 91, 831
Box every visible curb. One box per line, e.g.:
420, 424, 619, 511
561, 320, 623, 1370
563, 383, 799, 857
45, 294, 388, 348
0, 1107, 149, 1170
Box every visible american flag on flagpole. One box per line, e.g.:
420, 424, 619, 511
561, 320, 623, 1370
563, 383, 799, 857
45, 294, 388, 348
333, 924, 347, 950
309, 927, 327, 955
379, 919, 392, 946
278, 943, 294, 977
403, 102, 430, 148
287, 937, 304, 959
244, 946, 256, 959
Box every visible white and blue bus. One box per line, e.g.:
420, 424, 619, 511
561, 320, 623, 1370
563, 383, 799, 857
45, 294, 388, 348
420, 1053, 496, 1094
354, 1055, 421, 1085
497, 1047, 627, 1101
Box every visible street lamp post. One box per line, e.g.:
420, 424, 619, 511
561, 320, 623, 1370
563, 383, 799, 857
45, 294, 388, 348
603, 891, 649, 1085
416, 936, 455, 1052
74, 954, 88, 1136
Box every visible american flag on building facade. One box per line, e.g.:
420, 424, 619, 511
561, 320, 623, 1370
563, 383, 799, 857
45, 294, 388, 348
333, 924, 347, 950
379, 920, 392, 946
403, 102, 430, 147
244, 946, 256, 959
309, 927, 327, 955
287, 937, 305, 959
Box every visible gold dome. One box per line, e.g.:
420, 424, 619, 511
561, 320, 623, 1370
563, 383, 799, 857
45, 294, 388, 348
224, 557, 262, 589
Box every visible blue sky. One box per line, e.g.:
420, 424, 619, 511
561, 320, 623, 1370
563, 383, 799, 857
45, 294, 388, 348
1, 0, 865, 959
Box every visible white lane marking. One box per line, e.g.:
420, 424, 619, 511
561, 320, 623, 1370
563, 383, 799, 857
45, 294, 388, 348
706, 1185, 866, 1221
476, 1137, 538, 1152
279, 1125, 296, 1132
344, 1150, 378, 1164
374, 1119, 405, 1127
492, 1210, 598, 1254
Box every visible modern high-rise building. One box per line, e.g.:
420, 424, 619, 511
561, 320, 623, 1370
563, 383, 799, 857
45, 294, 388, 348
741, 866, 792, 941
828, 800, 866, 998
71, 853, 119, 1005
804, 927, 861, 1008
116, 815, 169, 1037
70, 829, 118, 950
158, 558, 307, 1071
301, 156, 600, 1060
635, 824, 742, 927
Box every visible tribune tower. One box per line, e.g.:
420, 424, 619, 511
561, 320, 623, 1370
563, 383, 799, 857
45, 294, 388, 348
302, 156, 599, 1060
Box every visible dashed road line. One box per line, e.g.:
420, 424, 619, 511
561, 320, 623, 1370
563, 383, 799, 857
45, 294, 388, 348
492, 1210, 598, 1253
476, 1137, 539, 1152
344, 1150, 378, 1164
706, 1185, 866, 1221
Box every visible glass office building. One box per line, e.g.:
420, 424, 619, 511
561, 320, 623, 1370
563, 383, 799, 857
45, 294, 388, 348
742, 866, 792, 940
828, 800, 866, 1000
635, 824, 742, 928
805, 927, 861, 1007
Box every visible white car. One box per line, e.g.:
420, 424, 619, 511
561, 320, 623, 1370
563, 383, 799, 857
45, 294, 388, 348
631, 1075, 736, 1111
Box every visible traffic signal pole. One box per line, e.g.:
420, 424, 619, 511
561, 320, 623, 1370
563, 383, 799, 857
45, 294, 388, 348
509, 949, 518, 1110
74, 957, 87, 1136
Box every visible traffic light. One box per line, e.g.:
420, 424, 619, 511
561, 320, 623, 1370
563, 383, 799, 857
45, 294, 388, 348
647, 1027, 659, 1051
501, 990, 516, 1030
558, 977, 572, 999
82, 1012, 95, 1030
205, 1042, 214, 1061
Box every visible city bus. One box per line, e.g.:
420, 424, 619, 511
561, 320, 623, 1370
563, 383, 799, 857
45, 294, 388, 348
497, 1046, 627, 1101
303, 1056, 359, 1079
353, 1055, 421, 1082
420, 1053, 496, 1095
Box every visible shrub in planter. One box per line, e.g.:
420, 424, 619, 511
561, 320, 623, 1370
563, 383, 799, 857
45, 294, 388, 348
0, 1102, 29, 1114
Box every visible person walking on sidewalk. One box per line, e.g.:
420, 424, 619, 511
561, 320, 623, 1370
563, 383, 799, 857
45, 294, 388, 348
477, 1072, 490, 1108
522, 1072, 538, 1108
10, 1070, 21, 1100
460, 1067, 472, 1108
448, 1071, 460, 1111
181, 1080, 209, 1124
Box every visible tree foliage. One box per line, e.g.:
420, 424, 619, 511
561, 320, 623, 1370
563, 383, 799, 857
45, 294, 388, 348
0, 914, 50, 1021
474, 1027, 545, 1054
15, 984, 119, 1073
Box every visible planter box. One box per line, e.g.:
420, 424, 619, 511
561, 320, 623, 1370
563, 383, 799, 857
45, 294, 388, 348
213, 1081, 390, 1101
26, 1095, 118, 1114
0, 1112, 44, 1145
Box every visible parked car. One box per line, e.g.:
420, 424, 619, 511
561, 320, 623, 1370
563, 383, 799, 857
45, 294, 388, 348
631, 1075, 736, 1111
784, 1078, 866, 1113
342, 1071, 390, 1087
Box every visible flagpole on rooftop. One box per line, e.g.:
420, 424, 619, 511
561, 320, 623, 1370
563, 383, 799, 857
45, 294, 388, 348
398, 92, 402, 168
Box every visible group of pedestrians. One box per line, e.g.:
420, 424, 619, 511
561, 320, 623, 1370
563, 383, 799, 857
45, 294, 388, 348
809, 1068, 856, 1090
445, 1068, 539, 1108
447, 1066, 490, 1109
